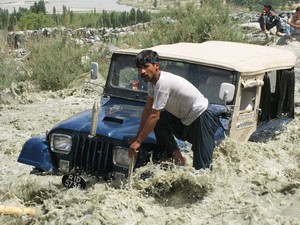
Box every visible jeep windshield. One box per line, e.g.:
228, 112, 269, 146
105, 53, 237, 104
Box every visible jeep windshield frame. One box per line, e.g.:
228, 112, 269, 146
104, 53, 237, 105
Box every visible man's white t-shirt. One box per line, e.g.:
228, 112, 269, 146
148, 71, 208, 125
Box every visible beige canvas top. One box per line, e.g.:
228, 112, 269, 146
115, 41, 297, 75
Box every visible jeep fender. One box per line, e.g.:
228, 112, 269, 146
17, 135, 53, 171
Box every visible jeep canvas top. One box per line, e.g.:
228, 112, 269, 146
17, 41, 296, 188
116, 41, 296, 75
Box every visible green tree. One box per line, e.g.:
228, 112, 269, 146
62, 5, 69, 26
136, 9, 143, 22
0, 9, 9, 29
120, 11, 129, 26
70, 10, 74, 25
110, 11, 118, 28
37, 0, 46, 14
19, 12, 55, 30
129, 8, 136, 25
102, 10, 111, 27
8, 9, 17, 30
30, 0, 46, 14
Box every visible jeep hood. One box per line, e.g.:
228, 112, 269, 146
49, 98, 155, 142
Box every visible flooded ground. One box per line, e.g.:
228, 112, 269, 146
0, 41, 299, 224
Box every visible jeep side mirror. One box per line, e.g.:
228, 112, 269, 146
90, 62, 98, 80
219, 83, 235, 103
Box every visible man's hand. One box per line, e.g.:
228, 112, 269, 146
270, 11, 276, 17
128, 140, 141, 158
128, 137, 140, 158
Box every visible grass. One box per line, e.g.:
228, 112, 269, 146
0, 31, 110, 92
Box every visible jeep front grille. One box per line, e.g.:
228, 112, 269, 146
72, 134, 114, 177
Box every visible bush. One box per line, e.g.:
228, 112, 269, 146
0, 31, 110, 91
24, 33, 86, 90
0, 31, 27, 90
24, 32, 111, 91
122, 0, 248, 48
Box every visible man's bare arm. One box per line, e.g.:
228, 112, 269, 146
288, 17, 300, 28
137, 96, 154, 136
128, 96, 160, 157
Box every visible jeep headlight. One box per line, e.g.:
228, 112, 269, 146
50, 134, 72, 154
113, 146, 130, 168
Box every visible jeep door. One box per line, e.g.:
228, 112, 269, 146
229, 74, 265, 142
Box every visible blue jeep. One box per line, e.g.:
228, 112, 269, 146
18, 41, 296, 188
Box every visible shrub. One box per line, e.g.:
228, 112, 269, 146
122, 0, 248, 48
25, 32, 106, 91
0, 31, 27, 90
25, 33, 86, 90
0, 30, 111, 92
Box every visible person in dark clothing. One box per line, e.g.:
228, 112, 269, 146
259, 4, 284, 37
128, 50, 220, 170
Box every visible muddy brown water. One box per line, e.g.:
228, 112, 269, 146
0, 42, 299, 224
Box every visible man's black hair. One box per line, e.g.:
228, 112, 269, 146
135, 50, 159, 67
264, 4, 272, 10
